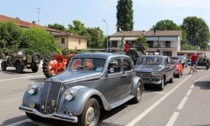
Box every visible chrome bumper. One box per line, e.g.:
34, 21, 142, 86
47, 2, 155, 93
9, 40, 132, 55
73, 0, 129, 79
19, 105, 78, 123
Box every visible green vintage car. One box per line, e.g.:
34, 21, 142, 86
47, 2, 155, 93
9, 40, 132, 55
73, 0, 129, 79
19, 53, 143, 126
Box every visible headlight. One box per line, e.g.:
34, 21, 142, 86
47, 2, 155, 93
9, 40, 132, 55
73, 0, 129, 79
64, 88, 78, 101
27, 84, 38, 95
151, 71, 159, 76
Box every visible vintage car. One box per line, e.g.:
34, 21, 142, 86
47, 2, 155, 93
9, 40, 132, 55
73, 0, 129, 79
1, 49, 41, 73
197, 56, 209, 70
19, 53, 143, 126
173, 55, 188, 68
135, 55, 174, 90
171, 57, 183, 78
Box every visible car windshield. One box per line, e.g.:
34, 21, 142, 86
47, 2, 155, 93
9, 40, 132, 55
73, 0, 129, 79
171, 59, 180, 64
136, 57, 162, 65
69, 58, 106, 72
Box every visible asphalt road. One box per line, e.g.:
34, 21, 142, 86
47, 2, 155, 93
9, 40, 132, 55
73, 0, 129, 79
0, 66, 210, 126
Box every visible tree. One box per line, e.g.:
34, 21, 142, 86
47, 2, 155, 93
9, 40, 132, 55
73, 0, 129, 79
0, 21, 22, 54
20, 27, 59, 57
48, 23, 66, 31
87, 27, 105, 48
182, 16, 209, 50
68, 20, 88, 36
135, 36, 148, 53
151, 20, 181, 30
116, 0, 133, 31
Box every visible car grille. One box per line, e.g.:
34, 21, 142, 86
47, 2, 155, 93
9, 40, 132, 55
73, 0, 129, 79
136, 72, 152, 79
40, 81, 63, 114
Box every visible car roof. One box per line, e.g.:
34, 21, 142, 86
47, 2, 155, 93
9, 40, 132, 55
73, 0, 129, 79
140, 55, 169, 58
73, 52, 131, 59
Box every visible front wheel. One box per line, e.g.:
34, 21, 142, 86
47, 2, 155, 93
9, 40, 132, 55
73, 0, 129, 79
132, 82, 143, 103
78, 98, 100, 126
31, 66, 39, 72
206, 63, 209, 70
16, 62, 24, 73
1, 61, 7, 71
157, 77, 165, 90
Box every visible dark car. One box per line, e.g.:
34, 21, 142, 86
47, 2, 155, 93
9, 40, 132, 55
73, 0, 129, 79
173, 55, 188, 68
19, 53, 143, 126
197, 56, 209, 70
135, 55, 174, 90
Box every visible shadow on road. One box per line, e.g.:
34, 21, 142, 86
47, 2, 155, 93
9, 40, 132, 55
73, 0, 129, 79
194, 81, 210, 90
2, 115, 26, 126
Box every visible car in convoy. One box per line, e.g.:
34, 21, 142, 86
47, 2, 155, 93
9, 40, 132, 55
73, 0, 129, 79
135, 55, 174, 90
197, 56, 210, 70
1, 49, 41, 73
173, 55, 188, 68
171, 57, 183, 78
19, 53, 143, 126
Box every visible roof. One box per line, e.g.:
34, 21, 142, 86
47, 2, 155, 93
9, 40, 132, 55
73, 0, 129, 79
73, 52, 130, 59
110, 30, 182, 37
50, 31, 86, 39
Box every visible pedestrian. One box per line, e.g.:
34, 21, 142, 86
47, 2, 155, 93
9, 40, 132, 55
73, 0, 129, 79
189, 53, 198, 74
123, 41, 130, 54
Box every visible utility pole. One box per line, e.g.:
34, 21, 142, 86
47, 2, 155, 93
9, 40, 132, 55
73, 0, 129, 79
35, 8, 40, 24
103, 20, 109, 52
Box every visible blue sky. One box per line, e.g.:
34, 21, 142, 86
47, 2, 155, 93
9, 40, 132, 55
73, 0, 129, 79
1, 0, 210, 35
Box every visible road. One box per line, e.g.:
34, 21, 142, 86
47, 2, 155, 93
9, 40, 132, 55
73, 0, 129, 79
0, 66, 210, 126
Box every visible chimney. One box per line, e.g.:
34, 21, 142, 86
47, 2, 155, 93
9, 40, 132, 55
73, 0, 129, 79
32, 21, 36, 24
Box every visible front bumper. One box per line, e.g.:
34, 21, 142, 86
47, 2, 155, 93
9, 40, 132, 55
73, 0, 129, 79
19, 105, 78, 123
142, 78, 161, 85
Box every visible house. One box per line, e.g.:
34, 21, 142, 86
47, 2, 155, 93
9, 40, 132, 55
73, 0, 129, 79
0, 14, 87, 50
109, 30, 182, 56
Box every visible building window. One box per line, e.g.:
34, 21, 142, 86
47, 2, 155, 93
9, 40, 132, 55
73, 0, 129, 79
148, 41, 153, 48
165, 41, 170, 48
163, 51, 172, 56
111, 41, 118, 47
79, 39, 81, 45
61, 38, 65, 44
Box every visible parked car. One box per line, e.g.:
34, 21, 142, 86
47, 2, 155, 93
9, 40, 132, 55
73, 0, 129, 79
1, 49, 41, 73
171, 57, 183, 78
197, 56, 209, 70
135, 55, 174, 90
19, 53, 143, 126
173, 55, 188, 68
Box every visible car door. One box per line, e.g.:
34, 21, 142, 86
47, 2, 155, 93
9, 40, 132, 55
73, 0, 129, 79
103, 58, 124, 104
165, 57, 174, 81
122, 58, 133, 97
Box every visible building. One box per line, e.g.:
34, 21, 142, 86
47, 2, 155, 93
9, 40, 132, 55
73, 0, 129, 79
0, 14, 87, 50
109, 30, 182, 56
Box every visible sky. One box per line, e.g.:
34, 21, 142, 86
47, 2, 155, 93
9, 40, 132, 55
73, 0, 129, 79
1, 0, 210, 35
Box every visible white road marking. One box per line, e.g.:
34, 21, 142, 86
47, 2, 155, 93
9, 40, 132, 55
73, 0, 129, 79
126, 75, 191, 126
186, 89, 192, 96
0, 75, 45, 82
6, 119, 32, 126
165, 112, 180, 126
153, 92, 167, 95
190, 84, 194, 89
177, 96, 188, 110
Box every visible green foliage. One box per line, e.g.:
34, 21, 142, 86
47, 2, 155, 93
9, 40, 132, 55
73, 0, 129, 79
61, 48, 74, 56
135, 36, 148, 53
87, 27, 105, 48
68, 20, 88, 36
116, 0, 134, 31
20, 27, 59, 57
48, 23, 66, 31
0, 21, 22, 53
151, 20, 181, 30
181, 43, 198, 50
182, 16, 210, 50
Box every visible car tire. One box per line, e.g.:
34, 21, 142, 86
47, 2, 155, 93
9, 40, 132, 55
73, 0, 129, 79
31, 66, 39, 73
177, 73, 180, 78
132, 82, 143, 103
1, 61, 7, 71
16, 62, 24, 73
78, 98, 100, 126
169, 75, 174, 83
25, 112, 41, 122
158, 77, 165, 90
32, 53, 41, 63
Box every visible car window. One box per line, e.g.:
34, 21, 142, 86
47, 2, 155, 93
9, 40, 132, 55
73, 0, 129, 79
136, 57, 161, 65
108, 59, 121, 74
123, 59, 132, 71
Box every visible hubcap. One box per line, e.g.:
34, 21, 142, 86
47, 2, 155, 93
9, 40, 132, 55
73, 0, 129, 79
86, 106, 95, 125
137, 87, 141, 100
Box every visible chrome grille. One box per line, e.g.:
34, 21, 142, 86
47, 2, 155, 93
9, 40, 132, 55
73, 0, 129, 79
136, 72, 151, 78
40, 81, 63, 114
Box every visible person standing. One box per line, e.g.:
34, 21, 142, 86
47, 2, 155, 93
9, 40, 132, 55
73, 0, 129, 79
189, 53, 198, 74
124, 41, 130, 54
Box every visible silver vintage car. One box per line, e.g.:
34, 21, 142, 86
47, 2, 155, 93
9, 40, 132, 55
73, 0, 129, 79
19, 53, 143, 126
135, 55, 174, 90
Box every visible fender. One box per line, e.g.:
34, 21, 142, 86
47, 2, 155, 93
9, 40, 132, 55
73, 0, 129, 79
58, 88, 110, 116
131, 76, 143, 95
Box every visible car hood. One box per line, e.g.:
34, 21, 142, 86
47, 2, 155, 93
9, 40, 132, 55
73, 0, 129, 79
135, 64, 163, 72
46, 70, 102, 84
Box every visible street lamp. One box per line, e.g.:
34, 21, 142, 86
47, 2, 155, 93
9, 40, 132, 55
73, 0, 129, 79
103, 19, 109, 52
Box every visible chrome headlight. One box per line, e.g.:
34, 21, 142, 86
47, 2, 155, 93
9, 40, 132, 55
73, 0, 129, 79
27, 84, 38, 95
64, 88, 78, 101
151, 71, 159, 76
